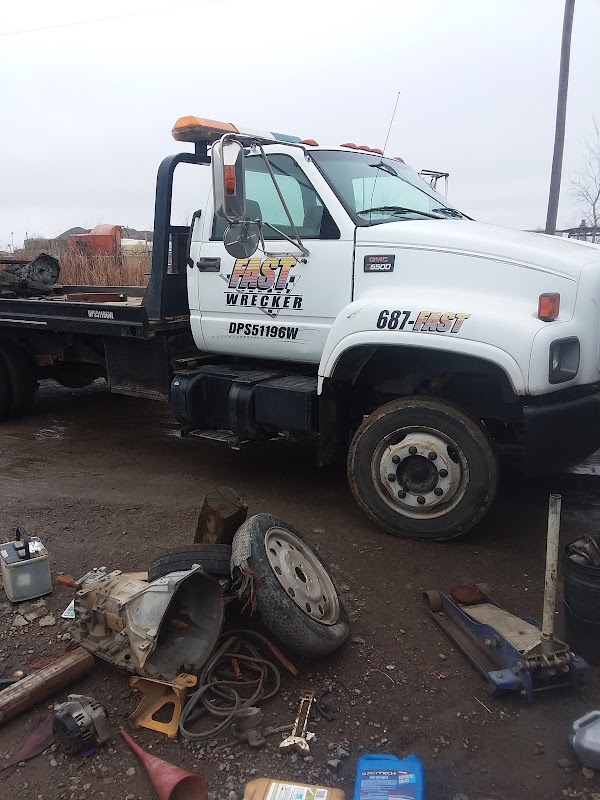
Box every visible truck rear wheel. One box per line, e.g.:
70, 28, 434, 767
0, 360, 11, 421
347, 396, 498, 541
0, 341, 35, 418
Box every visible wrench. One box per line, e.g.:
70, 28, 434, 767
279, 692, 314, 755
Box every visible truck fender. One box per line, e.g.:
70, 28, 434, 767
317, 300, 527, 395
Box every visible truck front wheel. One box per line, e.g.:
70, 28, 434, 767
347, 397, 498, 541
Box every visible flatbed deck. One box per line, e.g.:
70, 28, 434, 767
0, 285, 191, 338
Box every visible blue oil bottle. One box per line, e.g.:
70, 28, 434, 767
353, 753, 425, 800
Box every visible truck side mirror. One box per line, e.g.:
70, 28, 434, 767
212, 139, 246, 222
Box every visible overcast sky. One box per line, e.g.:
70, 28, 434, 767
1, 0, 599, 249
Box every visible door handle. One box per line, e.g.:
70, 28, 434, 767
196, 257, 221, 272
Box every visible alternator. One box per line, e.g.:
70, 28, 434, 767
52, 694, 110, 755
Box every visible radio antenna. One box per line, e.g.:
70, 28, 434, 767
369, 91, 400, 210
382, 90, 401, 157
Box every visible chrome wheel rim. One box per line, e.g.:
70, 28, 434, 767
374, 427, 469, 520
264, 527, 340, 625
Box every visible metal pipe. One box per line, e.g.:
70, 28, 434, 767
541, 493, 562, 654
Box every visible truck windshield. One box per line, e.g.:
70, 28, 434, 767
311, 151, 467, 225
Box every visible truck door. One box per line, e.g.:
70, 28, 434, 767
190, 150, 353, 363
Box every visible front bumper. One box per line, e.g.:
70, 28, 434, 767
524, 391, 600, 475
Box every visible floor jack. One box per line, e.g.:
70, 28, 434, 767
424, 494, 588, 701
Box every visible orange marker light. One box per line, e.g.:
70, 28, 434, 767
301, 138, 319, 146
538, 293, 560, 321
172, 116, 238, 143
225, 165, 236, 195
341, 142, 358, 148
370, 147, 383, 154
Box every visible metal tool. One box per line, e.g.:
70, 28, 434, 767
424, 494, 588, 701
279, 692, 314, 755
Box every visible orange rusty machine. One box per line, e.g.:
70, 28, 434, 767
68, 224, 122, 257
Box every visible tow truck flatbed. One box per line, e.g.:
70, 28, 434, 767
0, 285, 191, 339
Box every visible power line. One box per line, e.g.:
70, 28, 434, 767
0, 0, 224, 38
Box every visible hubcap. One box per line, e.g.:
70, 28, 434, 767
264, 527, 340, 625
375, 429, 468, 519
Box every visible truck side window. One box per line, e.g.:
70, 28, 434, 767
212, 154, 339, 240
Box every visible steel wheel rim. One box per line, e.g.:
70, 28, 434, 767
264, 527, 340, 625
373, 426, 469, 520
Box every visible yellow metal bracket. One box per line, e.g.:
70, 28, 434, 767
128, 673, 197, 738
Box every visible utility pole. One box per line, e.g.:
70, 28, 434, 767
545, 0, 575, 235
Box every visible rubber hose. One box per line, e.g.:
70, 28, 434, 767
179, 631, 282, 741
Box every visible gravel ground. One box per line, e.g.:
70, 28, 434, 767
1, 381, 600, 800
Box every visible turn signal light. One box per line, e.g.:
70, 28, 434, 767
538, 293, 560, 321
224, 165, 236, 195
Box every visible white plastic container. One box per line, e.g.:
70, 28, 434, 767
571, 712, 600, 769
0, 532, 52, 602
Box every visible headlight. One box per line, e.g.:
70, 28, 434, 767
549, 337, 580, 384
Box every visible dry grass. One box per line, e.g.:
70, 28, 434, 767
14, 245, 150, 287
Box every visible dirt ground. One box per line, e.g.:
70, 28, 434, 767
1, 381, 600, 800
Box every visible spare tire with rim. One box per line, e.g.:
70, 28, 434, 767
148, 543, 232, 581
232, 513, 349, 658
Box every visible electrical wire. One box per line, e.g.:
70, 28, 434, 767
0, 0, 225, 38
179, 631, 282, 741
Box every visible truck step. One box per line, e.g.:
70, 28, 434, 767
185, 428, 244, 449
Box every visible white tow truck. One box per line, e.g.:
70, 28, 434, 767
2, 115, 600, 541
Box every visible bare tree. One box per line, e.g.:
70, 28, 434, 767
570, 117, 600, 242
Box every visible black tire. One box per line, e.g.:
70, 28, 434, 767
348, 396, 498, 541
148, 544, 232, 581
53, 363, 100, 389
0, 341, 35, 417
0, 359, 11, 421
232, 513, 349, 658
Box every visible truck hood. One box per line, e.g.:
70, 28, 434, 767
356, 219, 600, 279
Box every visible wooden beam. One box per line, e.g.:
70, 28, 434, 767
0, 647, 95, 726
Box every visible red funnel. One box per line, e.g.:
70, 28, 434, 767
120, 728, 207, 800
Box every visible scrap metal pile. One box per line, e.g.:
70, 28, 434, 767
0, 489, 598, 800
0, 253, 60, 297
0, 489, 350, 764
